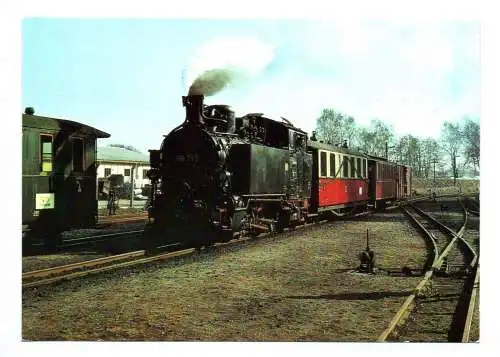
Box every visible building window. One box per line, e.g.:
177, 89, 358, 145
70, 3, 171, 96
343, 156, 349, 178
124, 168, 131, 177
143, 169, 148, 179
104, 168, 111, 177
73, 138, 84, 172
320, 151, 327, 177
40, 134, 53, 173
329, 153, 335, 178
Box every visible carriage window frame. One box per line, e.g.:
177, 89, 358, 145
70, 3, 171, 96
40, 134, 53, 173
343, 155, 349, 178
350, 157, 355, 178
319, 151, 327, 178
329, 152, 336, 178
362, 159, 366, 178
356, 158, 361, 178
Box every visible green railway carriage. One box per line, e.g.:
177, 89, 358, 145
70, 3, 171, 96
22, 109, 110, 246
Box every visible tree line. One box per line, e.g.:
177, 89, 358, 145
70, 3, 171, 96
314, 109, 480, 182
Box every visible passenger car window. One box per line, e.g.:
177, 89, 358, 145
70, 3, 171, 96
40, 134, 53, 173
343, 156, 349, 178
329, 153, 335, 178
320, 151, 327, 177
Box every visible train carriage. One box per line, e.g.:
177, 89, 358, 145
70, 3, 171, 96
308, 141, 369, 214
367, 156, 412, 209
22, 108, 110, 247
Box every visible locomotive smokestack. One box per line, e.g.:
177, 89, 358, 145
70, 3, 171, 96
182, 95, 205, 125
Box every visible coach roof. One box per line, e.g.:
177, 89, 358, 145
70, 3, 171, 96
23, 113, 110, 138
307, 139, 371, 157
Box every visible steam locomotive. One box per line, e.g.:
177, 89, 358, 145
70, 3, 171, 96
145, 95, 411, 248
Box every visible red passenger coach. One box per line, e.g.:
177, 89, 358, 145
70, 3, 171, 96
309, 141, 369, 214
367, 156, 412, 209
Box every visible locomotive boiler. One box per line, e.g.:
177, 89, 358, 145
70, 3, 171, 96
145, 95, 312, 248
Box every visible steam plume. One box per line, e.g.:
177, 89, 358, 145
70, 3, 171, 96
185, 37, 274, 96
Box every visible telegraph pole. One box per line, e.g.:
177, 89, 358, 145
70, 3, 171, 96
433, 159, 436, 184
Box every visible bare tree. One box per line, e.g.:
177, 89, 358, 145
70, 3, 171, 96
440, 121, 462, 184
421, 137, 442, 181
357, 119, 395, 157
315, 109, 357, 146
462, 117, 480, 173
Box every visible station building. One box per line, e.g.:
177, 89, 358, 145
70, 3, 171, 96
97, 145, 150, 189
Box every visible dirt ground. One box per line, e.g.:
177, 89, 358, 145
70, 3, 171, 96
412, 178, 479, 196
23, 211, 428, 341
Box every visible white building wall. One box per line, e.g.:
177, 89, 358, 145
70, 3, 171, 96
97, 162, 151, 189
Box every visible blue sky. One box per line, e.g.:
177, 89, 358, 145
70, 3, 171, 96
22, 19, 480, 153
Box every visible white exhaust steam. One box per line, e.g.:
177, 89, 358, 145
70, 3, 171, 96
185, 36, 275, 96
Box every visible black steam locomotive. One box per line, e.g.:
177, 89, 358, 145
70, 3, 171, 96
145, 94, 311, 248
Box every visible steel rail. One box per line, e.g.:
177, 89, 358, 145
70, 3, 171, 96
22, 250, 146, 280
377, 199, 470, 342
98, 214, 148, 224
61, 229, 145, 247
22, 248, 195, 289
461, 265, 480, 342
402, 206, 439, 268
412, 204, 476, 268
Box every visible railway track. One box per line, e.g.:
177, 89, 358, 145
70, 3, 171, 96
23, 204, 386, 289
378, 199, 479, 342
22, 196, 466, 292
97, 213, 148, 226
60, 229, 145, 248
22, 246, 186, 289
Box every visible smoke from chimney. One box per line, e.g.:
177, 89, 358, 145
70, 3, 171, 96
185, 36, 274, 97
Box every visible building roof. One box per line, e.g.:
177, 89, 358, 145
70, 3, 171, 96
97, 146, 149, 164
23, 113, 110, 138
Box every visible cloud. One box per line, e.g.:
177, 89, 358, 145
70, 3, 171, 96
213, 20, 480, 139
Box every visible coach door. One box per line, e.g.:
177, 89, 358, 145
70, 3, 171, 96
367, 160, 377, 201
68, 137, 90, 227
395, 166, 400, 199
